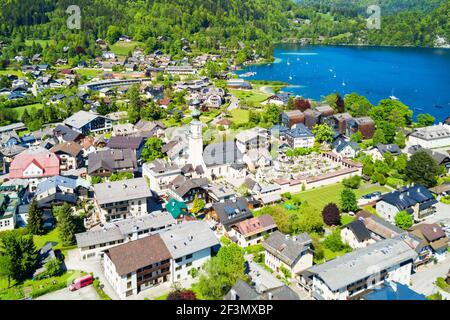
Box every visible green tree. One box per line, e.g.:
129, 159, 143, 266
58, 203, 78, 246
106, 25, 121, 44
141, 137, 164, 162
395, 210, 413, 230
0, 254, 13, 288
340, 188, 359, 213
127, 84, 142, 124
27, 199, 44, 235
191, 194, 206, 214
344, 92, 373, 117
44, 258, 62, 277
292, 202, 324, 234
395, 131, 406, 149
406, 150, 440, 187
323, 229, 351, 252
350, 131, 363, 143
372, 129, 386, 145
312, 123, 334, 144
416, 113, 435, 127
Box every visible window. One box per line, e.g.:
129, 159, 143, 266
126, 290, 133, 297
127, 281, 132, 289
175, 257, 183, 263
186, 262, 192, 267
127, 273, 132, 280
176, 266, 182, 271
185, 254, 193, 260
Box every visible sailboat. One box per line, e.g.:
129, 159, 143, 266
342, 80, 346, 86
389, 89, 398, 101
287, 59, 291, 66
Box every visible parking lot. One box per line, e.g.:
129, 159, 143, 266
35, 285, 99, 300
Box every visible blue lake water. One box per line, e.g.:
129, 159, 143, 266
236, 44, 450, 121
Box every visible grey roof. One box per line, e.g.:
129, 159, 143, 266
0, 122, 25, 134
0, 144, 26, 157
64, 111, 108, 129
262, 286, 300, 300
94, 177, 152, 205
224, 279, 260, 300
159, 221, 219, 259
212, 197, 253, 229
203, 141, 244, 168
263, 231, 312, 266
54, 124, 83, 142
307, 236, 418, 291
376, 143, 402, 156
171, 177, 208, 198
410, 124, 450, 141
107, 136, 144, 150
284, 124, 313, 139
380, 184, 437, 211
75, 211, 175, 248
88, 149, 137, 174
346, 219, 372, 242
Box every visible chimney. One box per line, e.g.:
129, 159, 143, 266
268, 292, 273, 300
433, 227, 437, 233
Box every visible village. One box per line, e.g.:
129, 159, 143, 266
1, 35, 450, 301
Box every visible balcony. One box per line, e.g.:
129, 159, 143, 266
137, 262, 170, 278
136, 270, 170, 287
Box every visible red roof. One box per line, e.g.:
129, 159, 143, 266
9, 151, 60, 179
232, 214, 276, 237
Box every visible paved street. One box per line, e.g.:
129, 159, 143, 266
36, 285, 99, 300
227, 94, 240, 111
245, 254, 283, 291
411, 256, 450, 296
423, 202, 450, 225
65, 249, 120, 300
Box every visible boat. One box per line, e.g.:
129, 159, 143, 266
415, 107, 424, 111
289, 76, 293, 80
389, 95, 399, 100
287, 59, 291, 66
342, 81, 346, 86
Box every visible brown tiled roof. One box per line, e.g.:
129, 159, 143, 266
410, 223, 446, 242
105, 234, 171, 276
232, 214, 276, 237
50, 142, 82, 157
430, 237, 449, 251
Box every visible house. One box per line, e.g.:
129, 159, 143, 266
408, 146, 450, 173
64, 111, 112, 135
88, 149, 137, 178
53, 124, 84, 143
362, 280, 426, 300
159, 221, 220, 282
103, 234, 172, 299
407, 124, 450, 149
106, 136, 145, 159
332, 138, 359, 159
93, 177, 152, 223
341, 219, 376, 249
207, 184, 236, 202
228, 214, 277, 247
8, 147, 60, 191
354, 211, 404, 241
368, 143, 402, 161
235, 127, 270, 154
224, 279, 300, 300
211, 197, 253, 232
142, 160, 182, 195
281, 110, 304, 129
134, 120, 166, 138
1, 144, 26, 174
409, 223, 448, 261
324, 113, 353, 134
216, 119, 233, 130
315, 105, 334, 120
376, 184, 438, 222
226, 79, 252, 89
303, 109, 322, 129
263, 93, 291, 106
50, 142, 83, 171
306, 236, 417, 300
346, 117, 375, 139
263, 231, 313, 276
167, 176, 209, 206
75, 211, 175, 260
112, 123, 136, 137
35, 176, 90, 208
165, 198, 190, 220
282, 124, 315, 149
0, 194, 18, 232
165, 65, 196, 75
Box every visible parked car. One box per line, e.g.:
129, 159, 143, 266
69, 274, 93, 291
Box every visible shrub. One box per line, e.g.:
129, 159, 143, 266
342, 176, 361, 189
323, 230, 351, 252
386, 177, 404, 188
44, 258, 63, 277
440, 196, 450, 205
281, 192, 292, 200
322, 203, 341, 226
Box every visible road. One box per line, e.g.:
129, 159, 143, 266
410, 256, 450, 296
210, 94, 240, 126
36, 285, 99, 300
245, 254, 283, 292
423, 202, 450, 225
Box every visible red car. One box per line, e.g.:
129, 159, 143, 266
69, 275, 93, 291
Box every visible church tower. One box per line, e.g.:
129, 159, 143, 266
188, 109, 206, 171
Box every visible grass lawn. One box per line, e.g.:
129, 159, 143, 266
13, 103, 44, 118
229, 89, 270, 105
25, 39, 55, 47
229, 109, 250, 125
340, 214, 355, 226
154, 293, 169, 300
0, 270, 83, 300
75, 68, 103, 78
110, 41, 143, 56
33, 227, 76, 256
294, 183, 390, 211
323, 248, 348, 262
0, 69, 24, 77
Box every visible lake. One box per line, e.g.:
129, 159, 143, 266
236, 44, 450, 121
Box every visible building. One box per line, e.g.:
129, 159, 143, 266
8, 147, 60, 191
376, 184, 438, 222
346, 117, 375, 139
303, 109, 322, 129
409, 223, 449, 261
104, 234, 172, 299
282, 124, 315, 149
408, 146, 450, 173
142, 160, 182, 195
53, 124, 84, 143
159, 221, 220, 282
165, 65, 196, 75
228, 214, 277, 247
106, 136, 145, 159
407, 124, 450, 149
306, 236, 418, 300
63, 110, 113, 135
235, 127, 270, 154
0, 194, 18, 231
164, 198, 190, 220
281, 110, 305, 129
341, 219, 376, 249
75, 212, 176, 260
325, 113, 353, 134
368, 143, 402, 161
332, 138, 359, 159
88, 149, 137, 178
263, 231, 313, 276
50, 142, 83, 171
362, 281, 426, 300
227, 78, 252, 89
211, 197, 253, 232
167, 176, 209, 206
93, 178, 152, 222
35, 176, 89, 208
224, 279, 300, 300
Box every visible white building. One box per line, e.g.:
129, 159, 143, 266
142, 160, 182, 195
93, 178, 153, 223
235, 127, 270, 154
407, 124, 450, 149
228, 214, 277, 247
282, 124, 315, 149
306, 236, 418, 300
